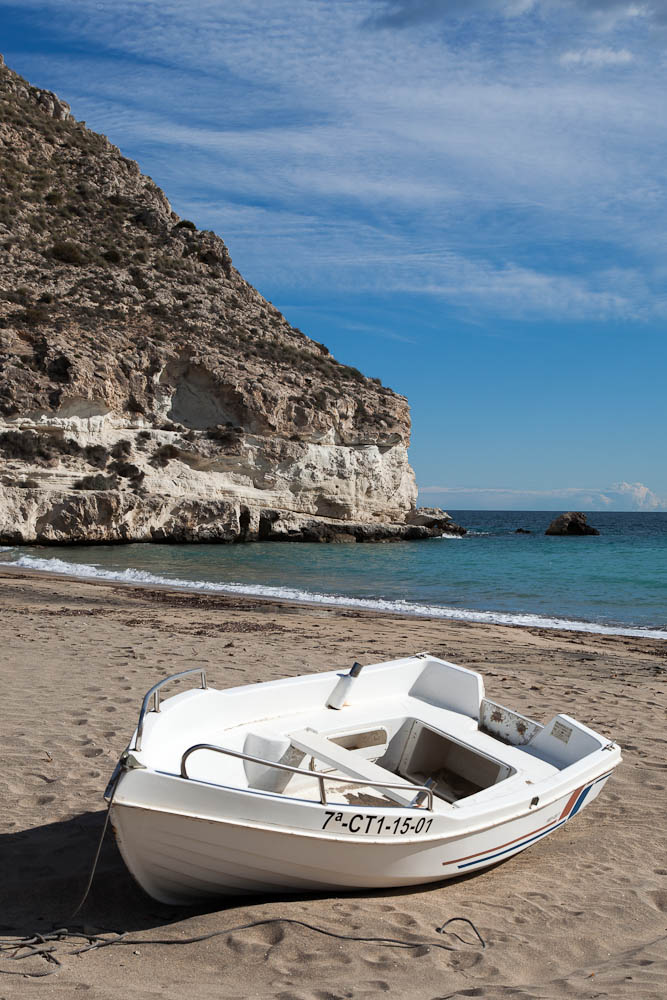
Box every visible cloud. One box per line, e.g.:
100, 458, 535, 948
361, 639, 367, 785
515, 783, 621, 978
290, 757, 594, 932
366, 0, 657, 29
609, 481, 667, 509
419, 482, 667, 510
560, 47, 634, 66
278, 309, 419, 344
409, 263, 639, 320
366, 0, 503, 29
3, 0, 667, 321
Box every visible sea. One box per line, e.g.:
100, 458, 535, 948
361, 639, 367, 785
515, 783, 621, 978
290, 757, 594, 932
1, 511, 665, 639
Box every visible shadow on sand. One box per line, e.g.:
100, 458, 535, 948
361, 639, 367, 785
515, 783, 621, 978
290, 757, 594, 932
1, 809, 489, 941
1, 810, 193, 936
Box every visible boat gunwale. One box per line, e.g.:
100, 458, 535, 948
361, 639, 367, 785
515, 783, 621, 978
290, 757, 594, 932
111, 759, 619, 848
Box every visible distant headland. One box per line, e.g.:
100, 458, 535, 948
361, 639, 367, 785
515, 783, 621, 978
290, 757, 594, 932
0, 56, 463, 545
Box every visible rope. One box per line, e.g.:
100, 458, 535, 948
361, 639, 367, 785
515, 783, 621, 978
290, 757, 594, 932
1, 759, 485, 978
70, 795, 116, 918
437, 917, 486, 948
0, 916, 485, 978
0, 930, 68, 978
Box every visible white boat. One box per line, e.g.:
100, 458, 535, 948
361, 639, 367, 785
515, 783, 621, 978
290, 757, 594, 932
106, 654, 621, 904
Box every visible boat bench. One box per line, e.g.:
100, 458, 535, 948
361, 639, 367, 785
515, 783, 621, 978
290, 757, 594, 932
288, 728, 419, 807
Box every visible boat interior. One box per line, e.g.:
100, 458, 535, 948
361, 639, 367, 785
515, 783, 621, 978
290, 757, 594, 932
135, 656, 608, 812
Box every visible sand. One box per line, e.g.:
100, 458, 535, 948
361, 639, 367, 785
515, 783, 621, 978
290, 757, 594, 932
1, 566, 665, 999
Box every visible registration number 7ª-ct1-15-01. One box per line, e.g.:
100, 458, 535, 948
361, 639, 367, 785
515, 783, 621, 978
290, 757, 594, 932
321, 812, 434, 835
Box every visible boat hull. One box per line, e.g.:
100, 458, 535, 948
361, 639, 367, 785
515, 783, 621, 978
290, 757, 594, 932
110, 767, 614, 903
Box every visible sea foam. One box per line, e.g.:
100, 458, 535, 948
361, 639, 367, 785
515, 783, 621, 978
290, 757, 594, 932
7, 550, 667, 641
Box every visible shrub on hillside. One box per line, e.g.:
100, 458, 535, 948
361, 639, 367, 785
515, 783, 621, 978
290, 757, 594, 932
151, 443, 180, 467
83, 444, 109, 468
16, 304, 50, 326
73, 473, 118, 490
129, 266, 148, 290
110, 439, 132, 460
51, 240, 88, 266
0, 429, 80, 462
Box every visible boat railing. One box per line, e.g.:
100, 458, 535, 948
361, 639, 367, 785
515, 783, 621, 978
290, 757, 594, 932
179, 742, 434, 810
134, 668, 207, 752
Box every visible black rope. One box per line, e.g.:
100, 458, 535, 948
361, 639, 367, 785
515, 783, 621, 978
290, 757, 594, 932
1, 759, 485, 978
0, 930, 68, 977
70, 763, 122, 918
0, 916, 486, 978
68, 916, 484, 953
437, 916, 486, 949
69, 802, 114, 918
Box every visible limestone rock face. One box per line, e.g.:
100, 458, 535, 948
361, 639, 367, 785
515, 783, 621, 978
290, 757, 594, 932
0, 57, 455, 544
405, 507, 465, 535
545, 512, 600, 536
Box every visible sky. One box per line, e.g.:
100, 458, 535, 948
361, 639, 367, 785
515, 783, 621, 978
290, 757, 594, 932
1, 0, 665, 510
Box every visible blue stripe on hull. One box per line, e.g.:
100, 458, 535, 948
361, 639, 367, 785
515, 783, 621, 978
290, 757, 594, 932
568, 785, 591, 817
457, 818, 568, 869
455, 772, 610, 871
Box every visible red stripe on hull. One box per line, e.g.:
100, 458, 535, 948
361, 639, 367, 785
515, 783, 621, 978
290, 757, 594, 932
444, 773, 614, 868
446, 816, 559, 865
559, 784, 585, 820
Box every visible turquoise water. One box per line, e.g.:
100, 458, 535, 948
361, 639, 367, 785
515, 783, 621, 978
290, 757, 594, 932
1, 511, 665, 638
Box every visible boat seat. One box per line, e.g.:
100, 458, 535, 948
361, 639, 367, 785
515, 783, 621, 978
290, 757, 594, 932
288, 727, 420, 808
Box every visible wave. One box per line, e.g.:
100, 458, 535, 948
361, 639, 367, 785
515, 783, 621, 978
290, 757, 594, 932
7, 551, 667, 640
436, 530, 490, 537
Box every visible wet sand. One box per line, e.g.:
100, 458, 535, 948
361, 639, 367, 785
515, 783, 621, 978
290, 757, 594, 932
1, 566, 665, 998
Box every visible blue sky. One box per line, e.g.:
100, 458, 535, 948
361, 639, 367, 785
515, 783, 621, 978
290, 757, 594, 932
2, 0, 665, 510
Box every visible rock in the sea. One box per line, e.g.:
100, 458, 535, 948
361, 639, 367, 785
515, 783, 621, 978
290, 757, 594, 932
405, 508, 466, 535
545, 512, 600, 536
0, 56, 455, 546
515, 528, 531, 534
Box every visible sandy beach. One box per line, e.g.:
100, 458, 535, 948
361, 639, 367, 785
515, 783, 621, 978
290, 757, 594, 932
1, 566, 665, 999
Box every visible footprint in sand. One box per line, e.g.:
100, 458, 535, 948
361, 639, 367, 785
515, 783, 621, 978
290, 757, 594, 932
390, 911, 418, 928
361, 953, 394, 970
648, 889, 667, 912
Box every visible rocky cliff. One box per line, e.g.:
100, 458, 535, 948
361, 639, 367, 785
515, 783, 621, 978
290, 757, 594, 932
0, 56, 462, 544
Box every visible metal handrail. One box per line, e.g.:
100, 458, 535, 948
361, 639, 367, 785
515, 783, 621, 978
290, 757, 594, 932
180, 742, 434, 810
134, 668, 207, 752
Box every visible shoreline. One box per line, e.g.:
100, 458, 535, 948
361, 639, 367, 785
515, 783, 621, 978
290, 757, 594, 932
2, 550, 666, 642
1, 567, 665, 997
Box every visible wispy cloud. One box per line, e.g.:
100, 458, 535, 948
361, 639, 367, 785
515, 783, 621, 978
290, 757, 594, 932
2, 0, 666, 322
560, 47, 634, 66
366, 0, 656, 30
419, 482, 667, 511
365, 0, 506, 29
278, 309, 419, 344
